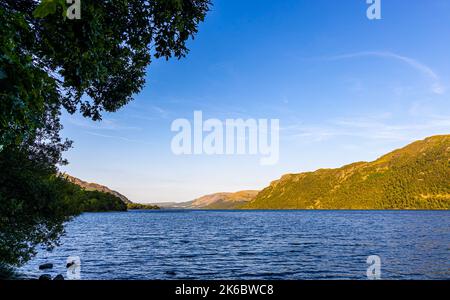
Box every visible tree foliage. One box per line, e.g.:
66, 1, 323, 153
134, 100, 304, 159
0, 0, 210, 270
78, 190, 128, 212
0, 148, 127, 268
1, 0, 210, 147
0, 146, 75, 267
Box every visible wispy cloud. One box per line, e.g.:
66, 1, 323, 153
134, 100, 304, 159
283, 114, 450, 143
85, 132, 154, 146
67, 116, 142, 131
326, 51, 445, 95
127, 103, 172, 120
150, 105, 170, 119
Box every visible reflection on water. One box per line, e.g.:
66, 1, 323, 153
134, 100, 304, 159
18, 210, 450, 280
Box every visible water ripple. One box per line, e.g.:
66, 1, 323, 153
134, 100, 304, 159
17, 210, 450, 280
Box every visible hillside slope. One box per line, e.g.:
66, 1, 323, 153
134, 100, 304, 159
62, 174, 132, 204
244, 135, 450, 210
158, 190, 259, 209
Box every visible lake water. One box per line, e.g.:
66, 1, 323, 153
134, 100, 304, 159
18, 210, 450, 280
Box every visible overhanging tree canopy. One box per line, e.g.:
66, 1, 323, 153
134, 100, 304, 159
0, 0, 210, 270
1, 0, 210, 147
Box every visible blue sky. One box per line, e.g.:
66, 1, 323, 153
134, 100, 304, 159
60, 0, 450, 203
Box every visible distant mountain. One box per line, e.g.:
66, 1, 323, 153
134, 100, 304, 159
62, 174, 132, 204
157, 190, 259, 209
244, 135, 450, 210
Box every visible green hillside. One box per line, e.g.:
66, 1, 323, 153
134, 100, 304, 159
60, 180, 128, 213
244, 135, 450, 210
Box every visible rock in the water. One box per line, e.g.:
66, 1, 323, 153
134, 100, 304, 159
53, 274, 64, 280
165, 271, 176, 276
39, 274, 52, 280
39, 263, 53, 270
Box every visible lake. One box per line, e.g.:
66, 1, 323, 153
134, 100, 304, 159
18, 210, 450, 280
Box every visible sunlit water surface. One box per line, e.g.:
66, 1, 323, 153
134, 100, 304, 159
18, 210, 450, 279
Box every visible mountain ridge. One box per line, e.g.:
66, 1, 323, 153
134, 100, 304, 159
157, 190, 259, 209
62, 174, 132, 204
244, 135, 450, 210
63, 135, 449, 210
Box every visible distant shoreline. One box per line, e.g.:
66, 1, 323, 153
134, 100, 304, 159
95, 208, 450, 212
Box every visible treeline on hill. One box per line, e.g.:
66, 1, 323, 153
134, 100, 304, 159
127, 203, 160, 210
63, 183, 128, 213
244, 135, 450, 210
